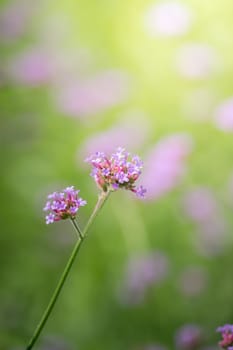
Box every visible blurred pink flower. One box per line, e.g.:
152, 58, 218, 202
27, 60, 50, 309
182, 187, 227, 256
214, 98, 233, 131
38, 16, 95, 85
78, 114, 149, 161
196, 217, 227, 257
178, 266, 207, 297
141, 134, 193, 201
0, 0, 33, 41
175, 324, 203, 350
119, 252, 169, 305
50, 49, 93, 85
40, 335, 72, 350
182, 187, 218, 223
54, 70, 131, 118
8, 48, 53, 86
143, 345, 167, 350
144, 1, 193, 37
175, 43, 219, 79
182, 88, 217, 122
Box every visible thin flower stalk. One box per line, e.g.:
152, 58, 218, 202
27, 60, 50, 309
25, 190, 110, 350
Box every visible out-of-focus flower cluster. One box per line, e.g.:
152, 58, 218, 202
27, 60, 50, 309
214, 98, 233, 132
55, 70, 130, 118
43, 186, 87, 224
217, 324, 233, 350
142, 345, 167, 350
182, 187, 227, 256
144, 1, 193, 37
78, 113, 149, 160
177, 266, 207, 297
141, 134, 193, 200
134, 324, 204, 350
86, 147, 146, 198
119, 252, 169, 304
175, 324, 203, 350
175, 43, 219, 80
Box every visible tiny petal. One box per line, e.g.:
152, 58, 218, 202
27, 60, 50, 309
135, 186, 147, 198
78, 198, 87, 206
64, 186, 75, 193
116, 171, 129, 184
47, 191, 57, 199
70, 206, 79, 215
46, 213, 55, 224
132, 155, 143, 167
112, 183, 119, 190
102, 168, 110, 176
43, 201, 51, 211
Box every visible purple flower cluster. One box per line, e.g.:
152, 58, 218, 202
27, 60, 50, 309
86, 147, 146, 198
43, 186, 87, 224
217, 324, 233, 349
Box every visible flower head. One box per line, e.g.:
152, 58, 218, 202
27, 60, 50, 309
217, 324, 233, 349
86, 147, 146, 197
44, 186, 87, 224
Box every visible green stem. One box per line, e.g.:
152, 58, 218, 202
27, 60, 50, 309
26, 190, 110, 350
71, 218, 83, 239
84, 190, 111, 237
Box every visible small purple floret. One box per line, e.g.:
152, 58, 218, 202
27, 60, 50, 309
44, 186, 87, 224
86, 147, 146, 198
45, 213, 55, 225
116, 171, 129, 184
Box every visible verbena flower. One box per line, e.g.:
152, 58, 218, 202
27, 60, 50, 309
217, 324, 233, 349
86, 147, 146, 198
43, 186, 87, 224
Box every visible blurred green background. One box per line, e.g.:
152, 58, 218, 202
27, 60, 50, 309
1, 0, 233, 349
